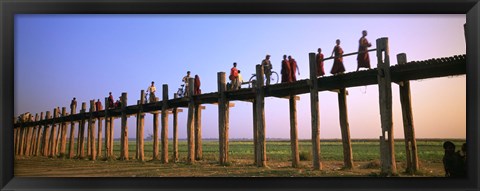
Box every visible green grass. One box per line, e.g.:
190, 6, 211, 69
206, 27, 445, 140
63, 139, 464, 163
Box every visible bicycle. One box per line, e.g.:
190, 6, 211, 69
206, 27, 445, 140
176, 84, 188, 98
247, 71, 279, 88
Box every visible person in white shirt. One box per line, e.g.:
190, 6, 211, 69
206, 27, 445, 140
237, 70, 243, 89
147, 81, 156, 103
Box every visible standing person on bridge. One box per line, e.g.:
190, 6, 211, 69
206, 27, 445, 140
70, 97, 77, 110
147, 81, 156, 103
261, 54, 273, 85
182, 71, 191, 97
95, 99, 103, 111
108, 92, 114, 109
237, 70, 243, 89
316, 48, 325, 77
330, 39, 345, 75
288, 55, 300, 82
229, 62, 239, 90
281, 55, 291, 83
194, 74, 201, 95
357, 30, 372, 71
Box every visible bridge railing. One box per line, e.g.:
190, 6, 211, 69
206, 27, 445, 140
321, 48, 377, 61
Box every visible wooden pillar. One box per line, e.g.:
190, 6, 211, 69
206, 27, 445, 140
161, 85, 169, 163
218, 73, 229, 165
254, 65, 266, 167
88, 100, 97, 160
138, 91, 145, 162
309, 52, 322, 170
78, 102, 87, 159
97, 109, 103, 158
376, 37, 397, 175
120, 92, 129, 160
24, 116, 34, 156
33, 113, 42, 156
54, 110, 62, 156
104, 97, 110, 158
42, 111, 51, 156
338, 88, 353, 169
289, 95, 300, 168
172, 94, 179, 163
109, 116, 114, 157
68, 103, 77, 158
59, 107, 67, 157
153, 98, 160, 160
252, 99, 258, 165
397, 53, 419, 173
49, 108, 58, 157
194, 105, 203, 160
187, 78, 195, 164
36, 112, 44, 156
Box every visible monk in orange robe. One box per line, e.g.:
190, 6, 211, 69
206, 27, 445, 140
330, 39, 345, 75
316, 48, 325, 76
288, 55, 300, 82
281, 55, 291, 83
357, 30, 372, 71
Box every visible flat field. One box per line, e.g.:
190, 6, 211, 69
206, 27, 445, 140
14, 139, 465, 177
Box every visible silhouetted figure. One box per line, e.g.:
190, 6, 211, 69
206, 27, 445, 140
316, 48, 325, 77
70, 97, 77, 110
357, 30, 372, 71
95, 99, 103, 111
281, 55, 291, 83
194, 74, 201, 95
261, 54, 272, 85
230, 62, 239, 90
108, 92, 114, 109
330, 39, 345, 75
443, 141, 456, 177
455, 143, 467, 177
288, 55, 300, 82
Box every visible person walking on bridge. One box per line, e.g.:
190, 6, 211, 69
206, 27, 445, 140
229, 62, 239, 90
330, 39, 345, 75
316, 48, 325, 77
288, 55, 300, 82
281, 55, 291, 83
357, 30, 372, 71
261, 54, 273, 85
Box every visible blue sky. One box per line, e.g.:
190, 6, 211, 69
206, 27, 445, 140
14, 14, 466, 139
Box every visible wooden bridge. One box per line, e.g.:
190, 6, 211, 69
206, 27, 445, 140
13, 37, 466, 176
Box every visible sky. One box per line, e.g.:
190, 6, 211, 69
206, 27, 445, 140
14, 14, 466, 140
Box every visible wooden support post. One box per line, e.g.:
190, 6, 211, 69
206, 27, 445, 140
49, 108, 58, 157
55, 110, 62, 156
338, 88, 353, 169
161, 85, 169, 163
138, 91, 145, 162
24, 116, 34, 156
218, 73, 230, 165
153, 97, 160, 160
35, 112, 44, 156
194, 105, 203, 161
32, 114, 40, 156
376, 37, 397, 175
397, 53, 419, 173
255, 65, 266, 167
89, 100, 97, 160
60, 107, 67, 157
87, 106, 92, 157
172, 94, 179, 163
42, 111, 51, 156
289, 95, 300, 168
68, 102, 77, 159
78, 102, 87, 159
309, 52, 322, 170
109, 116, 114, 157
252, 99, 258, 165
187, 78, 195, 164
97, 109, 103, 158
104, 97, 110, 158
120, 92, 129, 160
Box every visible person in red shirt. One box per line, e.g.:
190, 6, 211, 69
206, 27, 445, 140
230, 62, 239, 90
288, 55, 300, 82
194, 75, 201, 95
357, 30, 372, 71
95, 99, 103, 111
330, 39, 345, 75
316, 48, 325, 77
281, 55, 291, 83
108, 92, 114, 109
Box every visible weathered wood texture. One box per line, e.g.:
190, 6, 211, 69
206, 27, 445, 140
68, 103, 76, 158
289, 95, 299, 168
153, 97, 160, 160
138, 90, 145, 162
120, 93, 129, 160
104, 97, 110, 159
397, 53, 419, 173
338, 88, 353, 169
376, 37, 397, 175
89, 100, 97, 160
161, 85, 169, 163
309, 52, 322, 170
187, 78, 196, 164
255, 65, 266, 167
78, 103, 87, 158
218, 72, 230, 165
194, 105, 203, 160
172, 94, 179, 163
